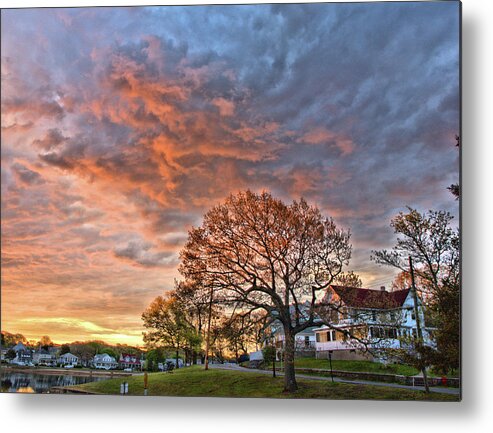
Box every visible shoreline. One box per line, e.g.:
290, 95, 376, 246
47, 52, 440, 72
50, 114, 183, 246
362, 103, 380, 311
1, 366, 138, 377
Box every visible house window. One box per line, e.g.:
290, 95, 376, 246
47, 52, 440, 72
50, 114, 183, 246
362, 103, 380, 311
387, 328, 397, 339
316, 333, 320, 343
304, 336, 310, 348
370, 327, 384, 339
371, 311, 376, 321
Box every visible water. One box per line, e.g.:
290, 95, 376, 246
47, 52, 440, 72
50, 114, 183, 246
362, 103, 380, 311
0, 371, 109, 393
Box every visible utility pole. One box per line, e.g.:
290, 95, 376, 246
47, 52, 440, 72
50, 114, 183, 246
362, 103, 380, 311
204, 284, 214, 371
409, 256, 430, 393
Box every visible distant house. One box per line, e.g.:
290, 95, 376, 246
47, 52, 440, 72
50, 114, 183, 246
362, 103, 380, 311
12, 342, 28, 352
93, 353, 118, 370
33, 348, 57, 366
0, 348, 8, 362
118, 353, 142, 370
269, 325, 317, 353
11, 342, 33, 365
165, 358, 184, 368
58, 352, 79, 366
262, 302, 317, 357
48, 346, 60, 358
313, 285, 434, 361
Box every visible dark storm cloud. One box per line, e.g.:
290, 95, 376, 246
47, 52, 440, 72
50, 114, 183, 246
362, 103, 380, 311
32, 128, 67, 151
114, 240, 178, 268
11, 163, 45, 186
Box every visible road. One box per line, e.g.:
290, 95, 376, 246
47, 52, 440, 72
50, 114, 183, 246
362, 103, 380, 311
209, 363, 460, 396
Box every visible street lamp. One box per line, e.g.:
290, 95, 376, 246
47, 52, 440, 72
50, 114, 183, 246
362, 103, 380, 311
328, 351, 334, 383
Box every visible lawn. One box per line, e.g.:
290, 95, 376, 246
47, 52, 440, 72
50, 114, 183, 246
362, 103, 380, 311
292, 358, 420, 376
68, 366, 458, 401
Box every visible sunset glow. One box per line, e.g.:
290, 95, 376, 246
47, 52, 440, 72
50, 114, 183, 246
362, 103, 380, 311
1, 3, 459, 345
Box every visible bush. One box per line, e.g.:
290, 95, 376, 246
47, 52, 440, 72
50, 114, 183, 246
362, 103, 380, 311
238, 354, 249, 363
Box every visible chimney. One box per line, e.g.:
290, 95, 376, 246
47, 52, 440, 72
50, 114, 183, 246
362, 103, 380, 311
380, 286, 386, 292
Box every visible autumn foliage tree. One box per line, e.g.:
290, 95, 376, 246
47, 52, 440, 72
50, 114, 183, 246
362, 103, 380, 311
371, 207, 460, 373
142, 293, 201, 368
39, 335, 53, 350
179, 190, 352, 392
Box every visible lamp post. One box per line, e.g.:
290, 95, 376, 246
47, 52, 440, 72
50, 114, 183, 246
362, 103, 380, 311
328, 351, 334, 383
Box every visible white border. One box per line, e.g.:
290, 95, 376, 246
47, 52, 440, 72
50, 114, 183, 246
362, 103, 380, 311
1, 1, 492, 432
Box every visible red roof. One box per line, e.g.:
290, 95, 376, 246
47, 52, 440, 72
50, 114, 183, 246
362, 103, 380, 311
329, 285, 410, 309
119, 353, 140, 364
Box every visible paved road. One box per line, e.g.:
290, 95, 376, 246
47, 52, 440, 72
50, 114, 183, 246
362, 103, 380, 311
209, 363, 460, 396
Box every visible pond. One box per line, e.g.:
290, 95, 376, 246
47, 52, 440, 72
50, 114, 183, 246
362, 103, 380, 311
0, 371, 109, 393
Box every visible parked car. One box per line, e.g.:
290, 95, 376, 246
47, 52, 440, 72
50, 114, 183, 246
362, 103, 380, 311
64, 365, 74, 369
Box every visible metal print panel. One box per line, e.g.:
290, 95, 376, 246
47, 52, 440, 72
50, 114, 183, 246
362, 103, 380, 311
0, 1, 461, 401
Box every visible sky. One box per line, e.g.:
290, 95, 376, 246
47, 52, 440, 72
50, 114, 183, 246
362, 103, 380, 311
1, 2, 460, 346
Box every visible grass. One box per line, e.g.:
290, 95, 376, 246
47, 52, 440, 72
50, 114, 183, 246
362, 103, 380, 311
68, 366, 458, 401
291, 358, 420, 376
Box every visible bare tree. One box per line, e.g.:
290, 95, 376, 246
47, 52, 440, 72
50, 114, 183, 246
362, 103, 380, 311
334, 271, 363, 288
174, 279, 217, 364
371, 207, 460, 373
179, 190, 352, 392
220, 311, 265, 362
447, 135, 460, 200
371, 207, 459, 294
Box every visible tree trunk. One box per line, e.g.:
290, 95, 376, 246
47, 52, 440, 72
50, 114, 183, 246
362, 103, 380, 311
175, 349, 180, 369
283, 329, 297, 392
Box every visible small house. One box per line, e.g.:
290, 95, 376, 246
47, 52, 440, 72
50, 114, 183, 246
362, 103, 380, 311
33, 348, 57, 366
118, 353, 142, 370
58, 352, 79, 366
93, 353, 118, 370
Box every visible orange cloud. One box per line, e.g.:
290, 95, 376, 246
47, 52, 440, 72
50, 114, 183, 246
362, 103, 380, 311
299, 126, 355, 156
212, 97, 235, 116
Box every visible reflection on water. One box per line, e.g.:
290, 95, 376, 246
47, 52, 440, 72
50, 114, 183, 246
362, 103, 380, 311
17, 387, 35, 393
1, 371, 108, 393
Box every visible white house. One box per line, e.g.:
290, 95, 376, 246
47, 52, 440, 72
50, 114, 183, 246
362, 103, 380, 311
263, 302, 317, 356
165, 358, 184, 368
58, 352, 79, 366
93, 353, 118, 370
11, 342, 33, 365
118, 353, 143, 370
268, 325, 317, 353
313, 285, 434, 360
33, 348, 57, 366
